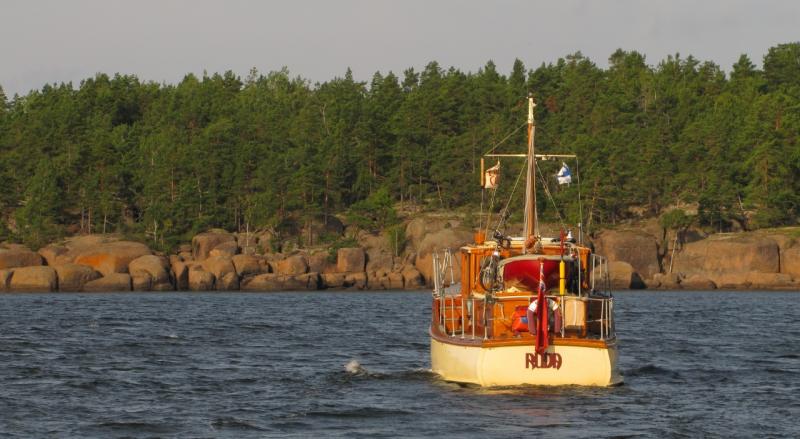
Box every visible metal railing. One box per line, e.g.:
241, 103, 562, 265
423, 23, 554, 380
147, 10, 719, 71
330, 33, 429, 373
433, 293, 615, 341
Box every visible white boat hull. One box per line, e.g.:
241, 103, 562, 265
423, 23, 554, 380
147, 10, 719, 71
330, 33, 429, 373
431, 337, 623, 387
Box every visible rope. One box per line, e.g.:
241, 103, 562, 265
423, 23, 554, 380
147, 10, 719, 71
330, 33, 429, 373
492, 162, 526, 233
534, 159, 567, 231
482, 122, 527, 157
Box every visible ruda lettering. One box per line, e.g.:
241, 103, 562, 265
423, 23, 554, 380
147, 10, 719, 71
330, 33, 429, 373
525, 352, 563, 370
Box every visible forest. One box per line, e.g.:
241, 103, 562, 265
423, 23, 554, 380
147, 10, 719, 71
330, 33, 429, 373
0, 43, 798, 250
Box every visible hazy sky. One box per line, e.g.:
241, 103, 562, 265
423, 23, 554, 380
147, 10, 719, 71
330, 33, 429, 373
1, 0, 798, 96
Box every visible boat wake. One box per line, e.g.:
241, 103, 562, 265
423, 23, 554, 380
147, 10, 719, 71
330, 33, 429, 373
341, 360, 436, 382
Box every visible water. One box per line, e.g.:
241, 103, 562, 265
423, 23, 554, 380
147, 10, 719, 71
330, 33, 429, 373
0, 291, 798, 438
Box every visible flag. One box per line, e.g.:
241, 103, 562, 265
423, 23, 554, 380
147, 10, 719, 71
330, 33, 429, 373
484, 161, 500, 189
557, 162, 572, 185
535, 261, 549, 354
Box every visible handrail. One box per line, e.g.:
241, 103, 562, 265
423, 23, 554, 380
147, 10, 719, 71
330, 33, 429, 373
434, 293, 615, 342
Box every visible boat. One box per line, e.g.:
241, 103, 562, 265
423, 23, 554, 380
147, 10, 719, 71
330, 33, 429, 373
429, 94, 622, 387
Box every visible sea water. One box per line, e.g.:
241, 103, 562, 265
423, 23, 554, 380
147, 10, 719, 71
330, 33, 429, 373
0, 291, 797, 438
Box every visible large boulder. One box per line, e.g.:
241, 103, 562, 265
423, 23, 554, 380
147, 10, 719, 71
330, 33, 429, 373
38, 246, 70, 266
171, 261, 190, 290
780, 245, 800, 279
209, 241, 239, 258
681, 274, 717, 290
402, 266, 425, 289
336, 248, 365, 273
217, 272, 240, 291
201, 256, 236, 278
608, 261, 637, 290
359, 232, 395, 273
414, 228, 473, 286
0, 269, 12, 291
188, 270, 215, 291
0, 248, 44, 269
54, 264, 101, 291
275, 254, 308, 276
321, 272, 347, 289
241, 273, 319, 291
307, 252, 335, 274
192, 231, 236, 261
8, 266, 57, 292
672, 234, 780, 276
745, 272, 797, 290
73, 241, 152, 276
231, 254, 263, 277
129, 255, 171, 289
593, 230, 661, 280
132, 273, 152, 291
82, 273, 132, 292
650, 272, 682, 290
344, 272, 368, 290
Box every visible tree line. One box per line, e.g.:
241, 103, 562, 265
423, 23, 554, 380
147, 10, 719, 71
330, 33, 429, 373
0, 43, 798, 249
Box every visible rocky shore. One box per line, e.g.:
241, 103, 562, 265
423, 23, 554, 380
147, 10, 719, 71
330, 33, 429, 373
1, 217, 799, 292
0, 217, 471, 293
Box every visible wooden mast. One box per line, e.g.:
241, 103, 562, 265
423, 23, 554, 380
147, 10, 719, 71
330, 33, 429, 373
523, 95, 538, 246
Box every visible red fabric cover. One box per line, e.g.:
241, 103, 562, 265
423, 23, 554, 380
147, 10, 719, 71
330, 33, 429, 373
511, 306, 529, 332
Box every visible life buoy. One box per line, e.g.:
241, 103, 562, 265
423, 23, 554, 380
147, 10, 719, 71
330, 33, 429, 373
526, 298, 562, 334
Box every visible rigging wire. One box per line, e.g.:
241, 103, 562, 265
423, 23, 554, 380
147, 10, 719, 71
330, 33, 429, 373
482, 122, 528, 157
491, 162, 527, 234
534, 158, 567, 231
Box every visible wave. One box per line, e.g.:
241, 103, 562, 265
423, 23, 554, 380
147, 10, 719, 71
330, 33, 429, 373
210, 417, 268, 432
341, 360, 436, 382
625, 364, 681, 379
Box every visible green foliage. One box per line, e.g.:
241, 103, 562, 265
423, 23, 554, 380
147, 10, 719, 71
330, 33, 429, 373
385, 223, 407, 256
346, 187, 398, 231
659, 209, 693, 231
0, 44, 799, 247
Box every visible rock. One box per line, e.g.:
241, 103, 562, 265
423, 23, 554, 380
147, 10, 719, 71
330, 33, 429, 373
0, 249, 44, 269
710, 272, 750, 290
414, 228, 473, 285
192, 231, 236, 261
129, 255, 171, 286
780, 245, 800, 279
608, 261, 635, 290
171, 261, 190, 290
0, 269, 14, 291
321, 272, 347, 289
307, 252, 335, 274
344, 272, 368, 290
83, 273, 132, 292
745, 272, 796, 290
188, 270, 215, 291
387, 272, 405, 289
275, 255, 308, 275
672, 234, 780, 276
169, 254, 183, 266
38, 246, 70, 266
241, 273, 319, 291
681, 274, 717, 290
217, 272, 240, 291
402, 266, 425, 289
73, 241, 152, 276
651, 272, 681, 289
178, 251, 193, 261
201, 256, 236, 278
209, 241, 239, 258
359, 232, 395, 273
336, 248, 365, 273
593, 230, 661, 280
8, 266, 57, 292
54, 263, 101, 291
231, 254, 263, 277
132, 273, 152, 291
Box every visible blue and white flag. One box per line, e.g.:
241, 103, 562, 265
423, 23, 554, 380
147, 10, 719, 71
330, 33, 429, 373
556, 162, 572, 185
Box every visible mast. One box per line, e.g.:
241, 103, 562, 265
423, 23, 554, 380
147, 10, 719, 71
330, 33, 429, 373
523, 95, 538, 245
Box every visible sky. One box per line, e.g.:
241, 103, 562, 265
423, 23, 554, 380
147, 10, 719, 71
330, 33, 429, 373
1, 0, 798, 96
